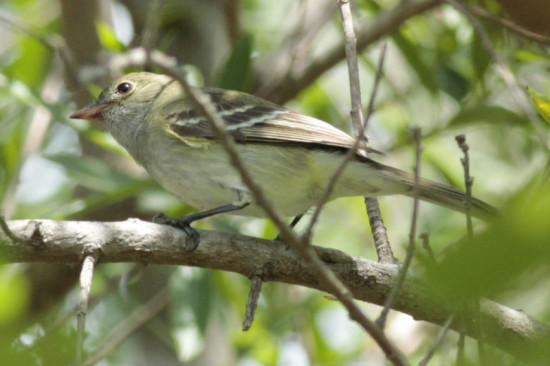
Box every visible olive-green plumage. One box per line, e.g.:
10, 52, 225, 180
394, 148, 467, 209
71, 72, 496, 220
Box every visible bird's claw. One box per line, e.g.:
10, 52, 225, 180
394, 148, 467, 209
153, 213, 200, 252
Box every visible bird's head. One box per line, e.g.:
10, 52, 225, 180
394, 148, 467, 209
70, 72, 175, 121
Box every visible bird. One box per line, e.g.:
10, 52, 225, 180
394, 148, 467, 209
71, 72, 496, 250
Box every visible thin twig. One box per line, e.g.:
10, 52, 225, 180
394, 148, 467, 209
455, 134, 487, 363
339, 0, 394, 263
303, 2, 393, 261
301, 127, 367, 242
366, 197, 395, 264
255, 0, 442, 104
364, 43, 394, 263
339, 0, 366, 137
455, 135, 473, 239
283, 1, 336, 81
266, 0, 317, 96
84, 287, 170, 365
324, 1, 398, 352
44, 265, 146, 336
76, 254, 98, 365
419, 314, 455, 366
254, 1, 337, 98
364, 42, 387, 128
376, 128, 422, 328
137, 49, 408, 366
419, 232, 435, 264
243, 275, 263, 331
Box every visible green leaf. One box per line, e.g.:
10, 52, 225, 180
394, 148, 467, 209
4, 36, 50, 88
434, 65, 470, 101
528, 87, 550, 124
471, 32, 491, 81
0, 268, 28, 325
424, 181, 550, 299
392, 31, 438, 94
96, 21, 125, 52
217, 33, 253, 91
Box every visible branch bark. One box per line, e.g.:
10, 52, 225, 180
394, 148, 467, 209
2, 219, 549, 362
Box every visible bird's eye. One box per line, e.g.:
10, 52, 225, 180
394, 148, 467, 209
116, 82, 133, 95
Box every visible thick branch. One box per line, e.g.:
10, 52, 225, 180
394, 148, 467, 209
2, 219, 549, 361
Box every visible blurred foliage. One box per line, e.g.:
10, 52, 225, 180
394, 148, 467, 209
95, 21, 127, 52
425, 183, 550, 298
1, 0, 550, 365
217, 33, 253, 91
528, 86, 550, 124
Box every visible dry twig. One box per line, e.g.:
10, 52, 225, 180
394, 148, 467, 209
419, 314, 455, 366
376, 128, 422, 328
76, 254, 98, 365
243, 275, 263, 331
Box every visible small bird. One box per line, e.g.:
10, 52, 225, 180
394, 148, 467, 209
71, 72, 496, 249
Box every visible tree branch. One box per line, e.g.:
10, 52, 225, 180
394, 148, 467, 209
253, 0, 442, 104
337, 0, 394, 266
76, 254, 97, 365
457, 1, 550, 46
3, 219, 549, 362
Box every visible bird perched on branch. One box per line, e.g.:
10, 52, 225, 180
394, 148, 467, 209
71, 72, 496, 250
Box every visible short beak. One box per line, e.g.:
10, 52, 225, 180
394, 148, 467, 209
70, 102, 116, 120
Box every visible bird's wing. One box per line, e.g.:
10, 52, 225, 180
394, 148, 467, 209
161, 88, 375, 153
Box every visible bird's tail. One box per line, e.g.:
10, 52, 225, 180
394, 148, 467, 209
371, 160, 498, 220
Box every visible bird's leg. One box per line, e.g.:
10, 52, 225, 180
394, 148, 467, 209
153, 189, 251, 251
154, 203, 250, 251
274, 214, 304, 241
288, 214, 304, 229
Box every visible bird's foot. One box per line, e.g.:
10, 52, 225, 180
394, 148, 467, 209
153, 213, 200, 252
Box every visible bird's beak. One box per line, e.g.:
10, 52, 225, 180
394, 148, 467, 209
70, 101, 116, 120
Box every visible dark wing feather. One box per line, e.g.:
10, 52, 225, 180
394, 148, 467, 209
163, 88, 374, 153
237, 112, 358, 149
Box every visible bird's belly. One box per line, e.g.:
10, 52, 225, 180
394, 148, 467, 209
142, 142, 331, 218
150, 163, 319, 217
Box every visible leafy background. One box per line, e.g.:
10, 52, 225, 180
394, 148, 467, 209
1, 0, 550, 365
